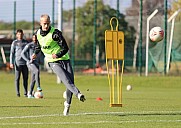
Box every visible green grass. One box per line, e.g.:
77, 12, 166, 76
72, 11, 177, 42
0, 71, 181, 128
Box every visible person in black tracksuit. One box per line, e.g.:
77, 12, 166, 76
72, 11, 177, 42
10, 29, 29, 97
32, 14, 85, 116
21, 34, 42, 98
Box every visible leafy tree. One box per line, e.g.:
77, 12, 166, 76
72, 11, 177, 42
0, 20, 39, 30
63, 10, 73, 22
75, 0, 135, 59
170, 0, 181, 20
0, 22, 13, 29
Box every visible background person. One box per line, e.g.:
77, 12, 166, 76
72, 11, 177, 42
9, 29, 29, 97
21, 34, 42, 98
33, 14, 86, 116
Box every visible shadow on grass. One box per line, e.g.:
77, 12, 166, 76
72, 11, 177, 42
118, 112, 181, 117
78, 111, 181, 117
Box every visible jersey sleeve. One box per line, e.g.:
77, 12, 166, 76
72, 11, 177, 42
21, 44, 30, 62
9, 41, 16, 64
34, 31, 42, 55
52, 29, 69, 58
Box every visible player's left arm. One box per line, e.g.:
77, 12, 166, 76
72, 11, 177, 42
9, 41, 16, 68
32, 31, 41, 59
52, 29, 69, 58
21, 44, 30, 62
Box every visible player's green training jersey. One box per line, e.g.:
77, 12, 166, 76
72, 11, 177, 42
37, 27, 70, 62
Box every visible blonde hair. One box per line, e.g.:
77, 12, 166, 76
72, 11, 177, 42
40, 14, 50, 22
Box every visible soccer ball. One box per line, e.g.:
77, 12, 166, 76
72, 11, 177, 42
34, 91, 43, 99
126, 85, 132, 91
149, 26, 164, 42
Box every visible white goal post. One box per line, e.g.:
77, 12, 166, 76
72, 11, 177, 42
145, 9, 158, 76
166, 9, 181, 73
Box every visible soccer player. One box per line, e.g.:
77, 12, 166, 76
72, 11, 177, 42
32, 14, 86, 116
21, 34, 42, 98
10, 29, 29, 97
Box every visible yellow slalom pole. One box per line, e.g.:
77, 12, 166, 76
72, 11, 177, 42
116, 60, 120, 104
111, 60, 114, 104
105, 40, 112, 105
105, 17, 124, 107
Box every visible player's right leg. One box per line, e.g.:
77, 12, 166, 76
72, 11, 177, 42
14, 64, 21, 97
49, 62, 79, 96
49, 62, 86, 115
22, 65, 28, 97
29, 64, 42, 91
28, 73, 36, 98
63, 89, 73, 116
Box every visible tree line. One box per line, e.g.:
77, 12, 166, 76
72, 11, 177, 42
0, 0, 136, 61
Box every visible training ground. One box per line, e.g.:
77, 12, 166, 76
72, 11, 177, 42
0, 71, 180, 128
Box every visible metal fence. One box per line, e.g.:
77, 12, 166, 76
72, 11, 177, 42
0, 0, 180, 75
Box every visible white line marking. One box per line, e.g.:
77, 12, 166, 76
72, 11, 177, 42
0, 120, 181, 125
0, 114, 59, 120
0, 111, 181, 120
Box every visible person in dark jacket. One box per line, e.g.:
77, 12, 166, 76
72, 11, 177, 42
10, 29, 29, 97
32, 14, 86, 116
21, 34, 42, 98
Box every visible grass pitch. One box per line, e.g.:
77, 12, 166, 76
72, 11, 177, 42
0, 71, 180, 128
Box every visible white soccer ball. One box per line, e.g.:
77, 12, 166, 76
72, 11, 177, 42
63, 91, 67, 99
34, 91, 43, 99
149, 26, 164, 43
126, 85, 132, 91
